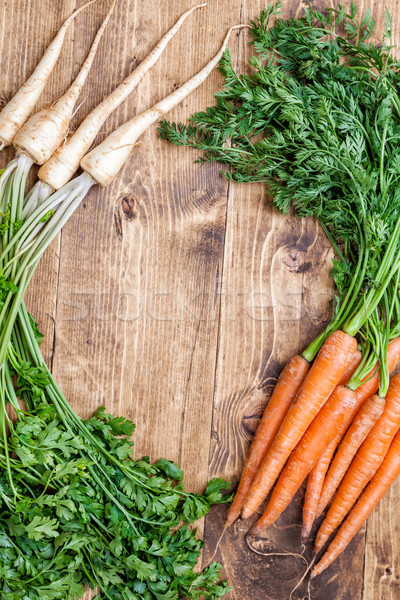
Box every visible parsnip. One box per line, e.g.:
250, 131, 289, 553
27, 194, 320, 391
81, 24, 247, 186
13, 0, 117, 165
38, 3, 207, 190
0, 0, 97, 149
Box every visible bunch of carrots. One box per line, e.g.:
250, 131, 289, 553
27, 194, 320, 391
226, 335, 400, 577
214, 5, 400, 578
158, 1, 400, 580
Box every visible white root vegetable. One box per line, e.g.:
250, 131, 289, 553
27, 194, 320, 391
38, 3, 207, 190
12, 17, 245, 253
0, 0, 97, 149
80, 24, 247, 186
13, 0, 117, 166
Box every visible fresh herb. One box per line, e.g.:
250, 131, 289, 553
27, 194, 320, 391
0, 203, 11, 235
0, 275, 18, 309
13, 217, 23, 233
0, 315, 232, 599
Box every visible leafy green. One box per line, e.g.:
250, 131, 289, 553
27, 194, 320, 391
0, 312, 232, 599
27, 312, 44, 345
13, 218, 23, 233
0, 275, 18, 310
0, 202, 11, 235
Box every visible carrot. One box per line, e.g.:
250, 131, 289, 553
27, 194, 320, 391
314, 337, 400, 517
80, 24, 249, 186
301, 348, 362, 542
249, 385, 356, 533
241, 330, 357, 520
316, 393, 385, 518
13, 0, 117, 165
225, 355, 310, 528
301, 436, 339, 543
0, 0, 97, 148
38, 3, 207, 191
311, 428, 400, 578
315, 374, 400, 552
337, 349, 362, 386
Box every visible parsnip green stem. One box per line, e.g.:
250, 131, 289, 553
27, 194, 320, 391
23, 180, 53, 220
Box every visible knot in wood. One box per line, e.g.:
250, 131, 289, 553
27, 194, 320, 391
241, 385, 274, 438
282, 247, 307, 272
120, 195, 137, 220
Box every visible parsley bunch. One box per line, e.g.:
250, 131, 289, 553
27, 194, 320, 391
0, 158, 231, 598
0, 305, 232, 599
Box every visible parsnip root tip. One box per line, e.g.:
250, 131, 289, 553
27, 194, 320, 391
39, 2, 205, 188
230, 24, 250, 31
0, 0, 99, 146
13, 0, 115, 164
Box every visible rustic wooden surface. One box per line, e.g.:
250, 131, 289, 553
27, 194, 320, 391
1, 0, 400, 599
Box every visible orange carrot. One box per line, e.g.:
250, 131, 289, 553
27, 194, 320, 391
301, 349, 362, 541
301, 436, 339, 543
315, 374, 400, 552
316, 394, 385, 517
301, 338, 400, 532
225, 355, 309, 528
310, 338, 400, 520
241, 331, 357, 520
311, 428, 400, 578
337, 349, 362, 386
250, 386, 356, 533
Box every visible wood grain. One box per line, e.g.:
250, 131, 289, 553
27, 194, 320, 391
1, 1, 400, 599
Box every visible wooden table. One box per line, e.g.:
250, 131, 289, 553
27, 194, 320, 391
1, 1, 400, 598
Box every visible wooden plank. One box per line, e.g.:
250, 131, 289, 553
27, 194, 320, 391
3, 1, 400, 599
